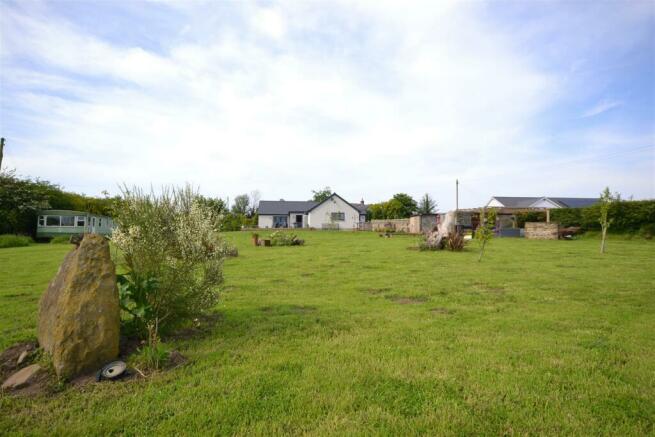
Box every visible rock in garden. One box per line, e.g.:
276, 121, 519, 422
16, 350, 28, 365
2, 364, 42, 391
38, 234, 120, 379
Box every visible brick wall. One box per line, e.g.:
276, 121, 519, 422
525, 222, 559, 240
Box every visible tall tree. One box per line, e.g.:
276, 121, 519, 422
599, 187, 619, 254
231, 194, 250, 216
391, 193, 418, 218
248, 190, 261, 217
311, 186, 332, 202
417, 193, 437, 214
383, 199, 406, 219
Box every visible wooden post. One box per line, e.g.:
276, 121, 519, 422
455, 179, 459, 211
546, 209, 550, 223
0, 138, 4, 170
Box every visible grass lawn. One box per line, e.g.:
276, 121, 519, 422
1, 231, 654, 435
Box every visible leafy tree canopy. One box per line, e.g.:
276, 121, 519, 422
231, 194, 250, 216
311, 186, 332, 203
417, 193, 437, 214
391, 193, 418, 218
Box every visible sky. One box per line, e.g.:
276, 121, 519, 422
1, 0, 654, 210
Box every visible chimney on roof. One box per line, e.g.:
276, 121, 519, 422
360, 198, 364, 205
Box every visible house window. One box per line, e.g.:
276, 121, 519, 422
46, 216, 61, 226
38, 216, 45, 226
61, 216, 75, 227
331, 212, 345, 221
76, 216, 86, 227
273, 216, 288, 228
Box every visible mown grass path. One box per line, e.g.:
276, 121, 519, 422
1, 232, 654, 435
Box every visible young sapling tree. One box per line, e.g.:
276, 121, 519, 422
599, 187, 619, 254
476, 209, 496, 262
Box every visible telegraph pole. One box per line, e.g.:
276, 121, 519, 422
0, 138, 4, 170
455, 179, 459, 211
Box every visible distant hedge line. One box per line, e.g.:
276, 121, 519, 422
515, 200, 655, 232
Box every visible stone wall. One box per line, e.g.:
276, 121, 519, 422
371, 216, 437, 233
371, 219, 410, 233
525, 222, 559, 240
409, 215, 438, 234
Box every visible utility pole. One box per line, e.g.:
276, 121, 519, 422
455, 179, 459, 211
0, 138, 4, 170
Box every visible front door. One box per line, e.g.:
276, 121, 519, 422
295, 215, 303, 228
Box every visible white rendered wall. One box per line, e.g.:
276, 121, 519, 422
307, 195, 359, 230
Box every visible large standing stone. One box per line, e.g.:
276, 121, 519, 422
38, 234, 120, 379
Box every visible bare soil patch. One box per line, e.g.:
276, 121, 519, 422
0, 341, 37, 381
385, 295, 429, 304
474, 282, 506, 294
430, 307, 454, 315
363, 287, 392, 295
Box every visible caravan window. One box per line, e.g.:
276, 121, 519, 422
38, 216, 45, 226
61, 216, 75, 226
46, 216, 61, 226
76, 216, 86, 227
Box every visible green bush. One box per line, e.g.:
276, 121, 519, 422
515, 211, 546, 227
446, 233, 465, 251
0, 169, 115, 236
269, 231, 304, 246
0, 234, 33, 248
550, 200, 655, 232
111, 185, 228, 339
49, 236, 71, 244
549, 208, 583, 228
639, 223, 655, 240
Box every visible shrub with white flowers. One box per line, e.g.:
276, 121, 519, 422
111, 185, 227, 339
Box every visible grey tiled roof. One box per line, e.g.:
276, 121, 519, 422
258, 200, 317, 215
258, 197, 369, 215
350, 203, 369, 213
491, 196, 599, 208
549, 197, 598, 208
492, 197, 541, 208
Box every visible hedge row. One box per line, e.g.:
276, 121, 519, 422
515, 200, 655, 232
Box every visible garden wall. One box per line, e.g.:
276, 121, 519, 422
371, 219, 410, 233
525, 222, 559, 240
409, 215, 438, 234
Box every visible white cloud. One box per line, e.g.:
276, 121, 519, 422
251, 7, 286, 39
1, 1, 653, 207
582, 100, 623, 118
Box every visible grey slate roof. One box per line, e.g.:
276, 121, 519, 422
258, 196, 369, 215
492, 197, 541, 208
549, 197, 598, 208
258, 200, 317, 215
350, 203, 368, 214
491, 196, 598, 209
